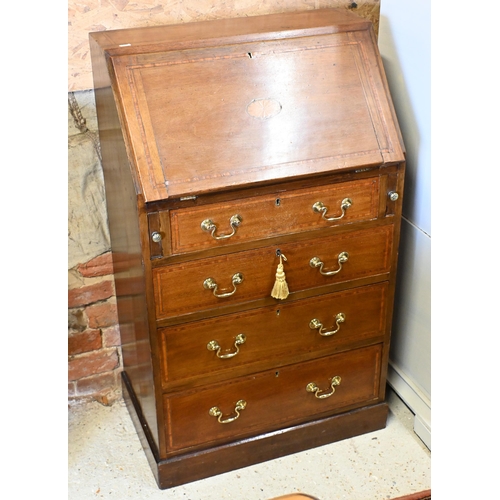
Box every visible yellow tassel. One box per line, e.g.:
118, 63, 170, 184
271, 254, 289, 300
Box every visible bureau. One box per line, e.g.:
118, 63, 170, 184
90, 8, 405, 489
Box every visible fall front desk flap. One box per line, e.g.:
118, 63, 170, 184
91, 9, 405, 202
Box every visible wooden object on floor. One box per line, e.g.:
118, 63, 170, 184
90, 7, 405, 490
391, 491, 431, 500
269, 494, 320, 500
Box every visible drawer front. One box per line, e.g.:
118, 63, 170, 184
159, 283, 388, 386
153, 225, 393, 319
164, 178, 379, 255
163, 344, 382, 451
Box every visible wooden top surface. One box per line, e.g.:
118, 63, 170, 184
91, 9, 404, 202
89, 8, 371, 55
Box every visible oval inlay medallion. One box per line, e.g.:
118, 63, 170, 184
246, 98, 282, 119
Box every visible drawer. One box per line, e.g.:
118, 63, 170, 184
159, 283, 388, 387
163, 344, 382, 451
151, 178, 379, 256
153, 225, 393, 319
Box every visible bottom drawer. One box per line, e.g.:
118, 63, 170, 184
163, 344, 382, 452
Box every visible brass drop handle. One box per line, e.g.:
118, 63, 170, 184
209, 400, 247, 424
312, 198, 352, 221
309, 313, 345, 336
310, 252, 349, 276
201, 214, 242, 240
207, 334, 246, 359
203, 273, 243, 298
306, 376, 342, 399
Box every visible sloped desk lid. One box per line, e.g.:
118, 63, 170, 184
91, 9, 405, 202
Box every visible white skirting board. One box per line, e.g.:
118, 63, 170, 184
387, 362, 431, 450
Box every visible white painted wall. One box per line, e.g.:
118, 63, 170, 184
378, 0, 431, 449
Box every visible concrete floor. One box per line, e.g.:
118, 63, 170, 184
68, 386, 430, 499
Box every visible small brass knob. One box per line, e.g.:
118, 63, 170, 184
389, 191, 399, 202
151, 231, 162, 243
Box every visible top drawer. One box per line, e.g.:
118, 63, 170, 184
149, 178, 379, 257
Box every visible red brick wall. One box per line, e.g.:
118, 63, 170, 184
68, 252, 122, 405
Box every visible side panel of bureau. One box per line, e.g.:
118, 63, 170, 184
90, 37, 163, 455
